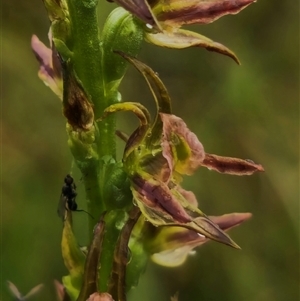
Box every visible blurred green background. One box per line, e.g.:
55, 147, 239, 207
2, 1, 299, 301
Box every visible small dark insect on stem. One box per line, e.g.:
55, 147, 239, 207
57, 174, 93, 221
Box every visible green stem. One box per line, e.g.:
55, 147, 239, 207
66, 1, 101, 108
65, 0, 117, 232
66, 0, 116, 154
59, 1, 145, 296
98, 210, 129, 292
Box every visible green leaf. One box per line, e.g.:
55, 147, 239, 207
101, 7, 144, 93
61, 215, 86, 300
98, 210, 129, 292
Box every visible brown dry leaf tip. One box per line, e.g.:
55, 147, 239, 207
62, 65, 94, 131
86, 292, 115, 301
201, 153, 264, 175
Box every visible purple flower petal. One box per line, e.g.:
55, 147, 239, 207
152, 0, 255, 27
31, 34, 62, 99
161, 113, 205, 175
202, 153, 265, 175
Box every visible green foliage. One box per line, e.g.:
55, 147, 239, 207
99, 156, 132, 210
101, 8, 144, 93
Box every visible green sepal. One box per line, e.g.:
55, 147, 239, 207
101, 7, 144, 93
52, 38, 73, 61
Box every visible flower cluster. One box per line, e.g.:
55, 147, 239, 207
99, 52, 263, 266
30, 1, 261, 299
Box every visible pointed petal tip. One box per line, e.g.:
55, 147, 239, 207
214, 232, 241, 249
233, 212, 253, 221
248, 162, 264, 173
230, 240, 241, 250
218, 230, 241, 249
240, 212, 253, 220
31, 34, 38, 44
257, 164, 265, 172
